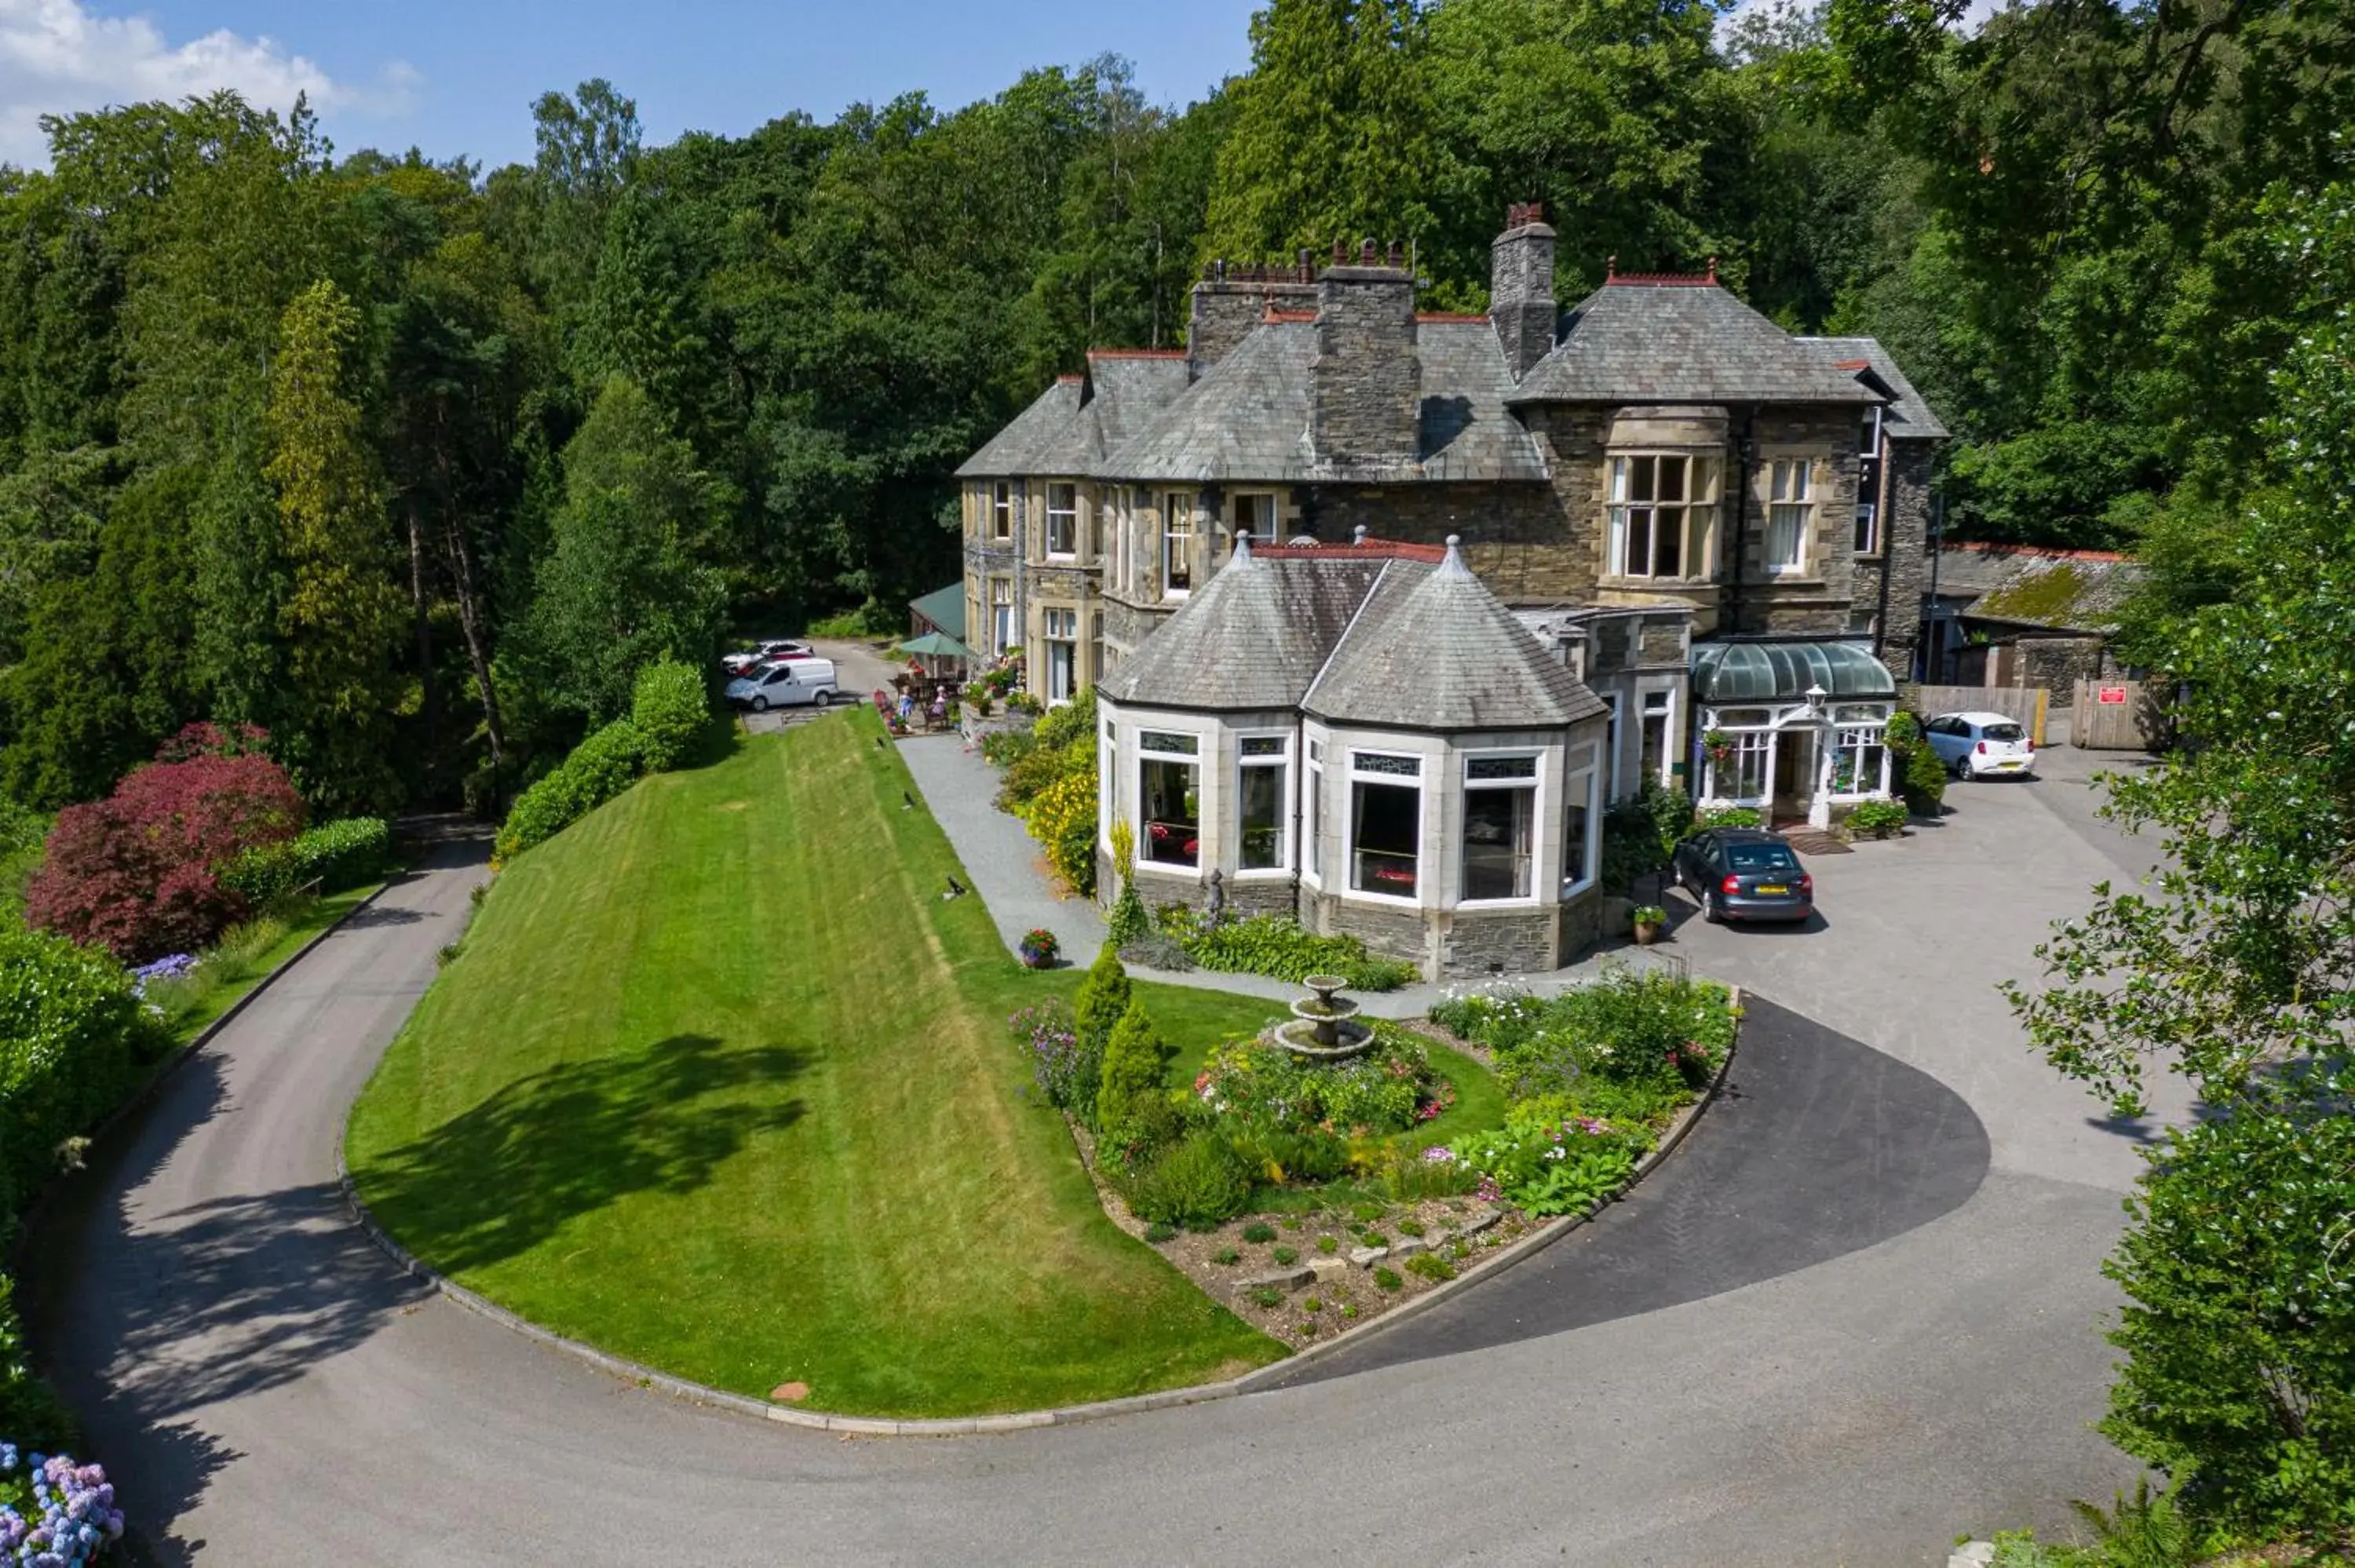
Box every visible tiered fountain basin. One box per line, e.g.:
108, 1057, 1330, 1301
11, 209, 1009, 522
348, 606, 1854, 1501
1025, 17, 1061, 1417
1264, 974, 1375, 1059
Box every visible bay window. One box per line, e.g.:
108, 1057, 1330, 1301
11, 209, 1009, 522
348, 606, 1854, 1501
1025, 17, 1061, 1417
1139, 731, 1199, 868
1561, 763, 1599, 895
1461, 755, 1536, 902
1766, 459, 1812, 573
1609, 453, 1718, 580
1349, 752, 1421, 897
1238, 736, 1288, 871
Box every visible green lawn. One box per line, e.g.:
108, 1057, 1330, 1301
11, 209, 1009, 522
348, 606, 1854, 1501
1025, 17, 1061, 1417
347, 709, 1289, 1417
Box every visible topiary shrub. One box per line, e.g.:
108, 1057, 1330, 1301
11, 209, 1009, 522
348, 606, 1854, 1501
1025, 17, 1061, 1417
630, 657, 710, 772
1126, 1131, 1251, 1230
27, 729, 306, 962
1073, 943, 1134, 1057
1094, 995, 1173, 1152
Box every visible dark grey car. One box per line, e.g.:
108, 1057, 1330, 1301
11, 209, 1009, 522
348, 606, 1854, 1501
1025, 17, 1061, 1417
1671, 828, 1814, 924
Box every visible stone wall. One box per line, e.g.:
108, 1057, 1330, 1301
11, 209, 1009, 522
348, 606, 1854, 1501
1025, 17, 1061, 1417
1878, 439, 1934, 676
2015, 633, 2112, 691
1187, 268, 1318, 379
1732, 407, 1865, 638
1311, 264, 1422, 463
1437, 906, 1560, 979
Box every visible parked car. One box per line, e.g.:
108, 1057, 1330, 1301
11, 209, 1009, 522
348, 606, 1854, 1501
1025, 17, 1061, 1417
721, 639, 814, 676
1671, 828, 1814, 925
725, 658, 839, 711
1922, 711, 2037, 781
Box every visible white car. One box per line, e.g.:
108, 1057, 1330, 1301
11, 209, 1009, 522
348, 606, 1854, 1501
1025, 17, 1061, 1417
725, 658, 839, 712
1922, 711, 2037, 780
721, 639, 813, 676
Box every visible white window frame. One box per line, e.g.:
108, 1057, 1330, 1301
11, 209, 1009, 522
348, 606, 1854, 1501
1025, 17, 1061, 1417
991, 481, 1013, 542
1561, 760, 1601, 899
1608, 453, 1718, 581
1345, 749, 1423, 903
1236, 732, 1293, 877
1706, 728, 1773, 805
988, 576, 1014, 657
1602, 691, 1624, 802
1459, 752, 1542, 906
1640, 688, 1677, 788
1766, 458, 1813, 575
1853, 501, 1879, 557
1304, 740, 1325, 886
1137, 730, 1203, 870
1099, 720, 1118, 851
1161, 492, 1193, 600
1045, 483, 1078, 558
1828, 724, 1891, 799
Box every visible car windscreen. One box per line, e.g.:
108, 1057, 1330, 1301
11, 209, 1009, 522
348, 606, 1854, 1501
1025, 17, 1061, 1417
1981, 722, 2025, 742
1725, 844, 1798, 872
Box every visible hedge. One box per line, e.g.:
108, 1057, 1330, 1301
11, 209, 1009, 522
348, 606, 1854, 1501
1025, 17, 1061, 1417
630, 658, 710, 772
219, 817, 391, 905
494, 718, 648, 863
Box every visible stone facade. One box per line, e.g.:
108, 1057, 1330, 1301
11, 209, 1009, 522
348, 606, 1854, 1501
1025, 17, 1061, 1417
1309, 259, 1422, 465
1850, 438, 1933, 677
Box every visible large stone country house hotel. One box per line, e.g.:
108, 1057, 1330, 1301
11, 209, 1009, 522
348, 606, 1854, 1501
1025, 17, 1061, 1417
953, 205, 1945, 979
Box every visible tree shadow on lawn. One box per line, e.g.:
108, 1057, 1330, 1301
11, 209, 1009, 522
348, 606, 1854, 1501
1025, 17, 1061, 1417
355, 1033, 808, 1276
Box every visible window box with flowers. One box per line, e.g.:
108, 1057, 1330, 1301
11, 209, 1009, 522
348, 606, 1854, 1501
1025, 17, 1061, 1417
1018, 928, 1061, 969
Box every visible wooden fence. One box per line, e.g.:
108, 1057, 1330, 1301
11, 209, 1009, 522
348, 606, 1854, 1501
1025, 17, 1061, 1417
1911, 684, 2050, 746
2071, 679, 2167, 750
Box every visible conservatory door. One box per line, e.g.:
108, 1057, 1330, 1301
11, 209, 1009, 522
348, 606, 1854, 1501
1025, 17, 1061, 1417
1771, 729, 1813, 823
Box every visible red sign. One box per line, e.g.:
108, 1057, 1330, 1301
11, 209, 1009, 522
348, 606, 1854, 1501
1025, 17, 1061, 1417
2098, 685, 2128, 705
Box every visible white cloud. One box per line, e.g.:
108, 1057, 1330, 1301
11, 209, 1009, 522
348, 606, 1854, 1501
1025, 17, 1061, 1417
0, 0, 416, 166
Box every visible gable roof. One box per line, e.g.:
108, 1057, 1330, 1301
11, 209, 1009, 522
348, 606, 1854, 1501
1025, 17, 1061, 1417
1508, 279, 1883, 408
954, 378, 1082, 478
1305, 545, 1606, 730
1103, 537, 1604, 733
1800, 336, 1949, 439
1108, 319, 1550, 485
1039, 352, 1192, 476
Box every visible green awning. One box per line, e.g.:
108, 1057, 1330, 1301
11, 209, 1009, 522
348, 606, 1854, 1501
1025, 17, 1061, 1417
898, 631, 976, 660
1691, 640, 1897, 705
907, 582, 966, 640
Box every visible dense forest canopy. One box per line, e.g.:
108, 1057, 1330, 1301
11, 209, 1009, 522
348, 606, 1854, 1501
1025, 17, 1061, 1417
0, 0, 2344, 817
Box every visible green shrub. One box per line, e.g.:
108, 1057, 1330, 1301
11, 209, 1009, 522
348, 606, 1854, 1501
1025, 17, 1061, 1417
1212, 1247, 1240, 1267
1073, 944, 1134, 1058
803, 598, 900, 639
1405, 1252, 1454, 1282
1247, 1286, 1283, 1307
1127, 1132, 1251, 1229
1144, 1221, 1176, 1244
1844, 798, 1910, 839
1165, 911, 1417, 990
495, 717, 649, 862
1240, 1221, 1276, 1244
1339, 1304, 1357, 1319
630, 657, 710, 771
1693, 806, 1762, 832
1601, 780, 1692, 894
1360, 1231, 1388, 1248
0, 799, 50, 928
1272, 1245, 1298, 1265
0, 928, 170, 1223
1316, 1235, 1338, 1254
221, 815, 392, 904
1884, 713, 1948, 817
1095, 997, 1174, 1154
1302, 1296, 1322, 1313
1371, 1266, 1403, 1292
1395, 1218, 1426, 1238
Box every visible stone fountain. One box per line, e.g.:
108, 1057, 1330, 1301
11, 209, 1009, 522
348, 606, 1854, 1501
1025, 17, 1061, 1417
1266, 973, 1375, 1059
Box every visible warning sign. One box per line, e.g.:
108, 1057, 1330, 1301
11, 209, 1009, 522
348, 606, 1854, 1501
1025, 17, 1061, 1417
2098, 686, 2128, 705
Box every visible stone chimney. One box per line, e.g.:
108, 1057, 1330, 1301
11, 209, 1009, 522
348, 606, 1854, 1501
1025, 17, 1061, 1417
1310, 239, 1421, 465
1490, 202, 1557, 381
1185, 253, 1319, 381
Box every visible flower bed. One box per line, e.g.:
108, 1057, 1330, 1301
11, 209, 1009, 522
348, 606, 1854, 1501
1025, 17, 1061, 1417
1148, 908, 1420, 992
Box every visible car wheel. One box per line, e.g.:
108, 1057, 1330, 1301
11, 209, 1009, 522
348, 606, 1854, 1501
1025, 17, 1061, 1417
1703, 891, 1725, 924
750, 695, 769, 713
1957, 757, 1975, 782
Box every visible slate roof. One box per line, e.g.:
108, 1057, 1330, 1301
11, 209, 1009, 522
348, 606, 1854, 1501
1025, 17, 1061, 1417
1508, 279, 1883, 408
955, 378, 1082, 478
1109, 319, 1550, 484
1037, 352, 1192, 476
907, 582, 965, 640
1306, 544, 1607, 731
1801, 336, 1950, 439
1935, 543, 2144, 632
1691, 640, 1897, 705
1104, 537, 1604, 733
1099, 542, 1389, 713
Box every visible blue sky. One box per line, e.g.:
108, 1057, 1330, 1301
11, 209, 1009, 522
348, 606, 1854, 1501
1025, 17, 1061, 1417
0, 0, 1265, 168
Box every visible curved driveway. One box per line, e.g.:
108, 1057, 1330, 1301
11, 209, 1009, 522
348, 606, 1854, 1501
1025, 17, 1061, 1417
34, 745, 2167, 1566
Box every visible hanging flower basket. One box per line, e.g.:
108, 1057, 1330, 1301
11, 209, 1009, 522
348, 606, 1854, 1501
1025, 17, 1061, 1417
1018, 928, 1061, 969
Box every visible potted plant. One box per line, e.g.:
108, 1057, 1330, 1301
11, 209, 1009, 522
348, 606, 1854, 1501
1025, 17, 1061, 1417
1700, 728, 1735, 767
1630, 904, 1668, 946
1018, 928, 1061, 969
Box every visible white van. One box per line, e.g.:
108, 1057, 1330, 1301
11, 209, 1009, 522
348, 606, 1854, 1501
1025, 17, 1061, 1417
725, 658, 839, 712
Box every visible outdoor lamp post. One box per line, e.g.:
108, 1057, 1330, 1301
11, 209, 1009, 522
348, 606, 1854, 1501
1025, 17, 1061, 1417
1805, 684, 1833, 830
